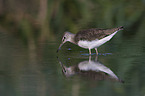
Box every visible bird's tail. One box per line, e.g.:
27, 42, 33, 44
105, 26, 124, 35
117, 26, 124, 31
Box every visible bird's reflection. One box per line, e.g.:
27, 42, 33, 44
57, 56, 124, 83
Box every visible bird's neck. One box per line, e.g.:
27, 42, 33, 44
69, 34, 76, 44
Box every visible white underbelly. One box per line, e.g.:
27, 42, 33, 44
78, 31, 118, 49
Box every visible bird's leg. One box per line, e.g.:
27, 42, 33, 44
95, 48, 98, 55
89, 48, 91, 55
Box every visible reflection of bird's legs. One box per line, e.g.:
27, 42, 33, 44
95, 48, 98, 55
89, 55, 92, 62
95, 55, 98, 62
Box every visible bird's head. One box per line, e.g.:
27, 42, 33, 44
57, 32, 73, 53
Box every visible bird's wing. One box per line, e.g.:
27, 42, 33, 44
74, 26, 123, 43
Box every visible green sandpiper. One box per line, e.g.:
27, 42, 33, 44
57, 26, 124, 55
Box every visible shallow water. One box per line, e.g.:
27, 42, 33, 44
0, 31, 145, 96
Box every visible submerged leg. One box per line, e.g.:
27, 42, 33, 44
95, 48, 98, 55
89, 48, 91, 55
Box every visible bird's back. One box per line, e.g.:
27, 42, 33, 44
74, 26, 123, 43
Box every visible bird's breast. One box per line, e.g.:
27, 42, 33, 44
78, 39, 99, 49
77, 31, 118, 49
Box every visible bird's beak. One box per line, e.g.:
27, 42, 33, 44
56, 41, 65, 53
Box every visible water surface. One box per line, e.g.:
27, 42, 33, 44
0, 31, 145, 96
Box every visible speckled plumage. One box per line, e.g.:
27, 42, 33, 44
57, 26, 124, 55
74, 26, 123, 43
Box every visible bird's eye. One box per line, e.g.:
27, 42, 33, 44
62, 37, 66, 42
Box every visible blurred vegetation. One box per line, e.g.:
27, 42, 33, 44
0, 0, 145, 96
0, 0, 145, 45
